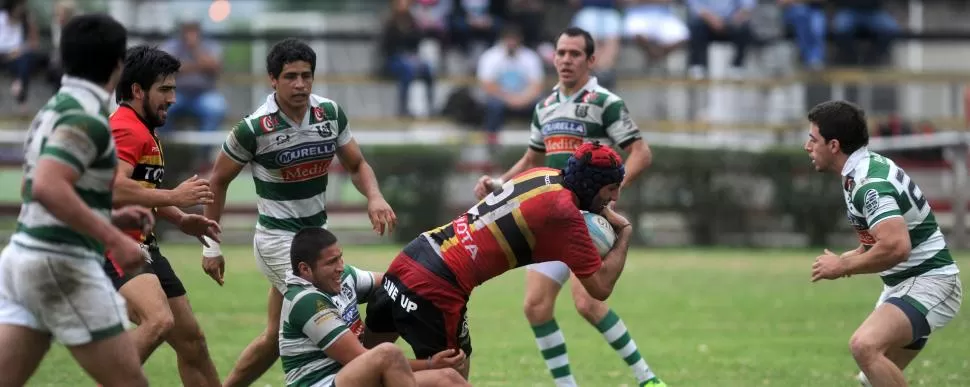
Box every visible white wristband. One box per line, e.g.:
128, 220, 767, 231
202, 236, 222, 258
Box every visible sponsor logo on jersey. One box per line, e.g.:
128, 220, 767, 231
281, 159, 332, 182
259, 115, 280, 133
453, 215, 479, 260
312, 106, 325, 122
575, 104, 588, 118
276, 143, 336, 166
341, 303, 364, 336
275, 133, 292, 145
313, 121, 335, 138
544, 135, 584, 155
863, 189, 880, 215
541, 119, 585, 136
846, 212, 876, 245
844, 177, 855, 192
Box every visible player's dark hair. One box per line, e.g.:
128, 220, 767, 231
266, 38, 316, 79
60, 14, 128, 86
117, 45, 181, 102
290, 227, 338, 273
807, 100, 870, 155
558, 26, 595, 58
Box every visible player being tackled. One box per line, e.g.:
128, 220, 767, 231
366, 142, 635, 380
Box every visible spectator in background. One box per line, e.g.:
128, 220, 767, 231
451, 0, 501, 72
684, 0, 756, 78
779, 0, 826, 70
381, 0, 436, 118
159, 18, 227, 136
569, 0, 621, 89
507, 0, 544, 49
46, 0, 78, 90
0, 0, 39, 114
623, 0, 689, 68
477, 24, 544, 149
831, 0, 899, 67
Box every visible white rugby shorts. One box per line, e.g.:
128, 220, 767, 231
876, 274, 962, 333
0, 237, 129, 346
527, 261, 572, 286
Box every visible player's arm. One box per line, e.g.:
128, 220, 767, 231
603, 100, 652, 189
204, 121, 253, 226
308, 303, 447, 372
31, 117, 133, 247
838, 183, 912, 276
557, 205, 634, 301
333, 104, 396, 234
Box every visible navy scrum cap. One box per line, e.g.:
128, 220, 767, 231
561, 141, 625, 211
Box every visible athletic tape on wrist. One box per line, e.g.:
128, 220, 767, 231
202, 236, 222, 257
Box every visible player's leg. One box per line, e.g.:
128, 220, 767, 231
115, 272, 175, 361
0, 244, 52, 386
224, 233, 290, 387
523, 262, 577, 386
333, 342, 417, 387
0, 325, 50, 387
414, 368, 472, 387
223, 286, 283, 387
154, 248, 220, 387
569, 272, 663, 386
37, 256, 148, 386
849, 302, 914, 387
166, 295, 220, 386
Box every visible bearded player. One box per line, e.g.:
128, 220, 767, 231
202, 38, 397, 386
473, 26, 661, 387
804, 100, 962, 387
107, 45, 222, 386
366, 142, 635, 380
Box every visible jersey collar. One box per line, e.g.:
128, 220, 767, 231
61, 75, 112, 113
284, 270, 315, 288
841, 146, 870, 177
265, 93, 311, 128
554, 76, 599, 102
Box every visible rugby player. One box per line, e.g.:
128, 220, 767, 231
0, 14, 151, 386
108, 45, 222, 386
804, 100, 962, 387
280, 227, 470, 387
201, 38, 398, 386
473, 26, 662, 387
367, 142, 635, 380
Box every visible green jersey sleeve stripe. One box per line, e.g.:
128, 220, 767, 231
869, 210, 902, 227
39, 148, 86, 174
289, 293, 332, 328
53, 114, 111, 157
317, 325, 349, 350
222, 143, 250, 165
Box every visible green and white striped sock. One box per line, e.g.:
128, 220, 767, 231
596, 309, 656, 384
531, 319, 578, 387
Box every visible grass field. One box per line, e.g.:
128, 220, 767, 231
25, 244, 970, 387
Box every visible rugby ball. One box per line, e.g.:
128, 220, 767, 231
583, 211, 617, 257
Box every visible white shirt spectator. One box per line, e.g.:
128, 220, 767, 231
476, 44, 544, 95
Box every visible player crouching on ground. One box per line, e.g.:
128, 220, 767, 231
366, 142, 635, 380
280, 227, 470, 387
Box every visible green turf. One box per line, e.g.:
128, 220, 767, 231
25, 245, 970, 387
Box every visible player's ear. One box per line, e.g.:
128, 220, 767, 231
131, 83, 143, 100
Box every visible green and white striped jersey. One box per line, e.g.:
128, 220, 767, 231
280, 266, 377, 386
222, 94, 352, 233
528, 77, 642, 168
841, 148, 959, 286
13, 76, 116, 261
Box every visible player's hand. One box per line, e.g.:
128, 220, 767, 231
367, 196, 397, 236
111, 205, 155, 236
179, 214, 222, 245
202, 255, 225, 286
600, 205, 631, 231
106, 234, 150, 273
172, 175, 215, 208
811, 249, 847, 282
429, 348, 466, 370
473, 175, 494, 200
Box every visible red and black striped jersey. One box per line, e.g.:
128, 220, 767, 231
425, 167, 602, 294
109, 104, 164, 243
